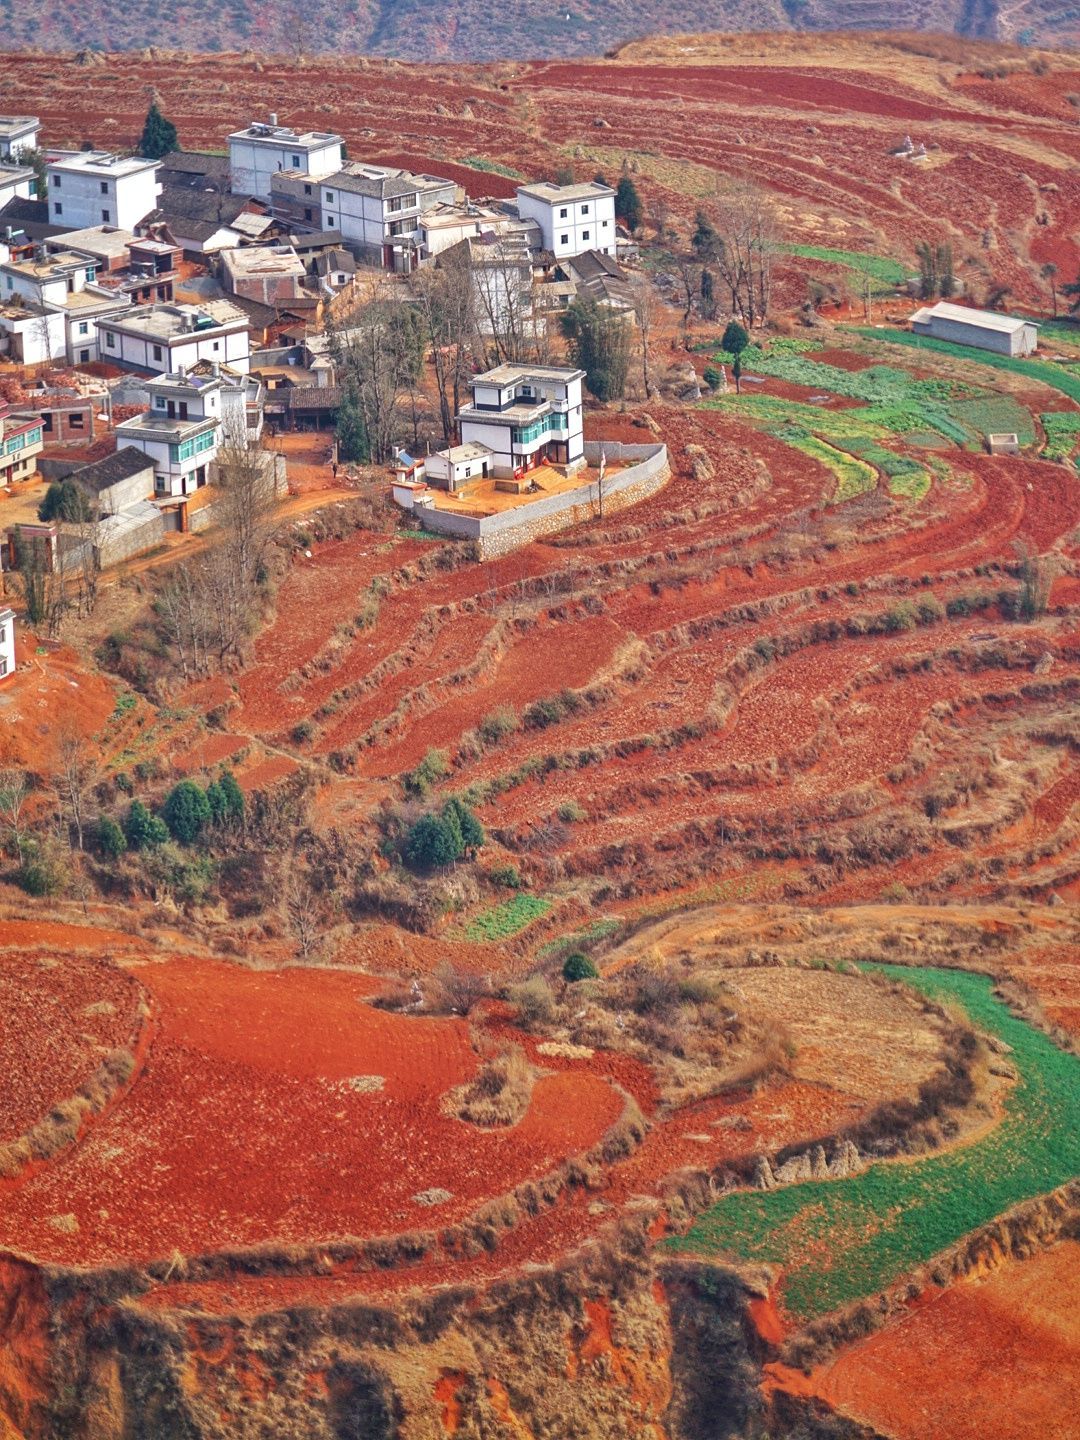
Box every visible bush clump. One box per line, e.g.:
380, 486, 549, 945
123, 800, 169, 851
94, 816, 127, 859
563, 952, 599, 982
162, 781, 212, 844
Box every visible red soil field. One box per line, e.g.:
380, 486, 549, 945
807, 1242, 1080, 1440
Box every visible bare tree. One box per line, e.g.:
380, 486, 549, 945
675, 255, 697, 341
284, 867, 322, 959
57, 727, 95, 851
0, 768, 31, 857
409, 253, 476, 442
332, 276, 424, 463
697, 178, 780, 326
468, 237, 550, 368
632, 276, 657, 399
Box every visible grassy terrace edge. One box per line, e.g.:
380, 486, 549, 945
662, 964, 1080, 1322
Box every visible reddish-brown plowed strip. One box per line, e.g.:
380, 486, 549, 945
171, 732, 249, 775
803, 1243, 1080, 1440
0, 958, 626, 1267
1034, 763, 1080, 835
0, 951, 143, 1143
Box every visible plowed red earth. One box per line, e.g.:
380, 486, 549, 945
0, 957, 626, 1267
805, 1242, 1080, 1440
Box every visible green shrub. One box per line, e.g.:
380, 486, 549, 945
405, 813, 460, 870
161, 781, 211, 844
123, 799, 169, 851
17, 841, 66, 897
508, 974, 557, 1026
487, 863, 523, 890
292, 719, 315, 744
557, 800, 588, 823
478, 705, 519, 746
884, 601, 918, 633
563, 952, 599, 982
442, 796, 484, 854
703, 365, 724, 392
403, 747, 450, 798
94, 816, 127, 859
524, 696, 564, 730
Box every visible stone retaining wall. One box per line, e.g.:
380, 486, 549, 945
415, 441, 669, 557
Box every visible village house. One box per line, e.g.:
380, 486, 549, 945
319, 164, 457, 271
32, 388, 97, 445
0, 116, 39, 162
67, 446, 156, 513
228, 117, 344, 201
187, 358, 265, 446
0, 403, 44, 485
113, 368, 223, 497
0, 299, 66, 366
46, 153, 162, 233
220, 244, 308, 305
514, 180, 616, 261
445, 230, 543, 350
910, 301, 1039, 357
0, 605, 14, 680
0, 247, 133, 364
423, 440, 495, 491
269, 170, 325, 230
46, 227, 179, 305
453, 363, 585, 481
0, 163, 36, 209
311, 247, 356, 293
96, 301, 251, 376
557, 249, 637, 315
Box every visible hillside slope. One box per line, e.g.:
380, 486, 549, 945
4, 0, 1080, 59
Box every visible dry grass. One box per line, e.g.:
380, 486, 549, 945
449, 1046, 538, 1128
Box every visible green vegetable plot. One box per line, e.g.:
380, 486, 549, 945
850, 326, 1080, 406
665, 965, 1080, 1322
782, 244, 908, 289
463, 893, 552, 941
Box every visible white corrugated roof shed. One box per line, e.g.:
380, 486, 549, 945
915, 302, 1038, 335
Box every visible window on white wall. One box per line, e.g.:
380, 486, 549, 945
560, 234, 568, 245
152, 344, 162, 360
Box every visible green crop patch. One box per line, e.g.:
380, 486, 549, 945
849, 326, 1080, 406
782, 244, 907, 288
1041, 411, 1080, 462
788, 434, 877, 503
948, 394, 1035, 445
462, 894, 552, 941
664, 965, 1080, 1323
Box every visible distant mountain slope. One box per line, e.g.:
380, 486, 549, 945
5, 0, 1080, 57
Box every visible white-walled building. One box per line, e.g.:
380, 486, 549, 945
457, 364, 585, 479
229, 118, 343, 200
96, 302, 251, 376
320, 164, 456, 270
0, 164, 35, 207
424, 440, 494, 492
46, 153, 162, 232
910, 301, 1039, 357
0, 605, 15, 679
0, 301, 66, 366
114, 369, 223, 497
515, 180, 616, 260
0, 117, 40, 161
0, 405, 44, 484
0, 249, 131, 364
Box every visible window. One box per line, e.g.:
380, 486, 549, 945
85, 267, 94, 281
212, 340, 220, 351
41, 413, 53, 432
559, 207, 568, 218
79, 349, 89, 362
100, 180, 108, 194
105, 331, 115, 348
560, 234, 568, 246
303, 183, 312, 195
4, 277, 10, 290
581, 204, 589, 215
327, 216, 336, 226
69, 412, 84, 429
51, 173, 60, 187
53, 201, 62, 216
178, 401, 188, 420
303, 207, 313, 222
77, 321, 88, 335
156, 396, 167, 408
292, 154, 301, 167
582, 230, 590, 241
152, 344, 162, 361
101, 209, 110, 224
601, 219, 609, 228
325, 191, 334, 204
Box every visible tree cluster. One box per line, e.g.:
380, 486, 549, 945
404, 796, 484, 871
692, 180, 780, 326
560, 296, 631, 402
915, 240, 956, 301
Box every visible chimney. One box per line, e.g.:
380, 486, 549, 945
211, 361, 220, 378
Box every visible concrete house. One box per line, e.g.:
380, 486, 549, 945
0, 404, 44, 485
457, 363, 585, 479
113, 369, 223, 497
0, 300, 66, 366
229, 117, 343, 200
0, 604, 15, 680
0, 248, 133, 364
320, 164, 456, 270
910, 301, 1039, 357
424, 440, 495, 492
447, 231, 542, 350
0, 164, 36, 208
97, 301, 251, 376
47, 228, 179, 306
221, 244, 307, 304
46, 153, 162, 232
515, 180, 616, 260
69, 446, 155, 513
0, 117, 40, 162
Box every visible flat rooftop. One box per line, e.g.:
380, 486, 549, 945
2, 249, 99, 279
48, 225, 135, 262
222, 245, 305, 277
0, 117, 38, 138
426, 461, 620, 517
230, 123, 342, 148
517, 179, 615, 204
103, 302, 248, 341
473, 363, 585, 386
47, 152, 160, 179
0, 164, 35, 185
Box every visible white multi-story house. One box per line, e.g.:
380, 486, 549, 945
96, 302, 251, 376
229, 117, 343, 200
456, 364, 585, 479
0, 116, 40, 161
0, 249, 131, 364
114, 369, 223, 497
0, 605, 15, 680
0, 403, 44, 484
46, 153, 162, 232
0, 164, 35, 207
515, 180, 616, 260
320, 164, 456, 270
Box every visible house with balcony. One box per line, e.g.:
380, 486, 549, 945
0, 248, 133, 364
515, 180, 616, 260
455, 363, 585, 481
0, 117, 39, 162
320, 164, 456, 271
46, 227, 179, 306
229, 117, 343, 200
113, 369, 223, 497
0, 404, 44, 486
97, 301, 251, 376
46, 153, 162, 232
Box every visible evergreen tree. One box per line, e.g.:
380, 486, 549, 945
404, 813, 460, 870
138, 102, 178, 160
162, 781, 211, 844
218, 769, 245, 822
38, 479, 92, 523
335, 382, 369, 464
124, 799, 168, 851
442, 796, 483, 856
614, 174, 643, 234
560, 297, 631, 403
722, 320, 750, 395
